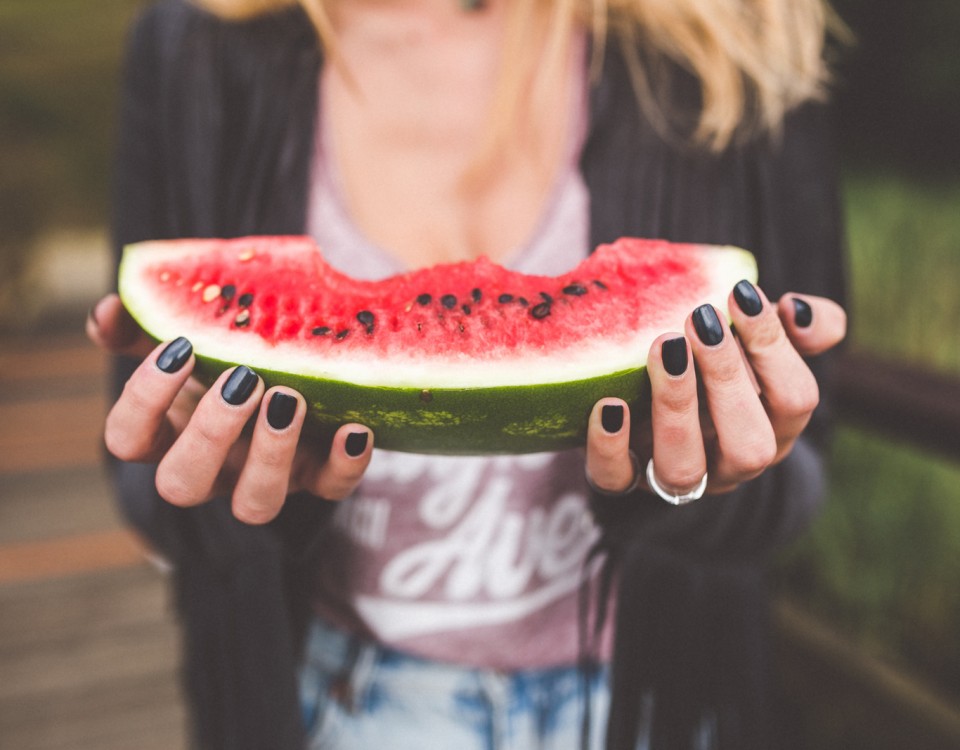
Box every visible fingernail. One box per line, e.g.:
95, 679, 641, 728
221, 365, 258, 405
156, 337, 193, 373
266, 392, 298, 430
661, 336, 688, 376
345, 431, 369, 457
692, 305, 724, 346
793, 298, 813, 328
733, 280, 763, 316
601, 404, 624, 434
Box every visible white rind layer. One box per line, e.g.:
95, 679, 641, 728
120, 240, 756, 389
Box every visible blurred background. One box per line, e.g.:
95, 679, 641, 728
1, 1, 958, 748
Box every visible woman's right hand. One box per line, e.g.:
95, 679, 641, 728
584, 284, 846, 501
87, 294, 373, 524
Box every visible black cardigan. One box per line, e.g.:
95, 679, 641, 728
109, 3, 845, 748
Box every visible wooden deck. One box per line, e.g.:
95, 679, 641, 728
0, 328, 187, 749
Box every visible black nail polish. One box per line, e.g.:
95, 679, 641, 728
601, 404, 624, 434
793, 298, 813, 328
221, 366, 258, 405
266, 392, 297, 430
156, 337, 193, 373
345, 431, 369, 457
692, 305, 724, 346
661, 336, 688, 376
733, 280, 763, 316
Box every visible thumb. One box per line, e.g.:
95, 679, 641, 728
86, 293, 155, 358
778, 293, 847, 357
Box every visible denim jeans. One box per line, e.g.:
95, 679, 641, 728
299, 617, 612, 750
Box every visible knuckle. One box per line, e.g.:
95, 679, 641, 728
592, 439, 625, 463
657, 386, 695, 416
705, 355, 745, 388
191, 417, 225, 451
155, 469, 202, 507
337, 462, 368, 487
746, 313, 787, 351
121, 384, 156, 420
233, 497, 281, 526
253, 443, 291, 474
104, 411, 153, 461
725, 437, 777, 477
103, 424, 140, 462
769, 376, 820, 419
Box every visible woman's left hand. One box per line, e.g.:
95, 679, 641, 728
585, 282, 846, 500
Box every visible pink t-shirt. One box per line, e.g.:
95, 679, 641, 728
306, 51, 611, 670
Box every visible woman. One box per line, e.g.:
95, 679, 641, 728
87, 0, 847, 747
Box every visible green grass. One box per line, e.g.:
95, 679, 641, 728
842, 172, 960, 374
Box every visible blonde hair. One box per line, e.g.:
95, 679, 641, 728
196, 0, 843, 151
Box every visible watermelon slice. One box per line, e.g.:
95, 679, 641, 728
118, 236, 756, 454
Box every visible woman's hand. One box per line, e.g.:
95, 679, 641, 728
585, 281, 846, 500
87, 294, 373, 524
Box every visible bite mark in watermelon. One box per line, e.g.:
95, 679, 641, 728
118, 236, 756, 454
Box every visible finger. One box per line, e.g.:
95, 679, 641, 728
778, 293, 847, 357
585, 397, 635, 493
647, 334, 708, 493
232, 388, 306, 524
156, 365, 263, 507
302, 424, 373, 500
104, 337, 195, 462
687, 304, 776, 491
730, 281, 819, 460
86, 293, 155, 358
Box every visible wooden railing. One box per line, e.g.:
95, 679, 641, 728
833, 350, 960, 462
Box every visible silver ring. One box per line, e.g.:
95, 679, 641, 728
585, 450, 642, 497
645, 459, 707, 505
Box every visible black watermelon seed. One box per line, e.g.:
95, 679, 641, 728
441, 294, 457, 310
518, 297, 529, 307
356, 310, 375, 333
336, 329, 350, 340
417, 293, 432, 306
234, 310, 250, 328
530, 302, 552, 319
461, 304, 472, 315
238, 293, 254, 307
312, 326, 331, 336
471, 288, 482, 303
592, 280, 608, 290
540, 291, 553, 304
498, 293, 514, 304
220, 284, 236, 301
563, 283, 588, 296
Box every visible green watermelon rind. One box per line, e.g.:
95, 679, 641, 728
190, 352, 650, 455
